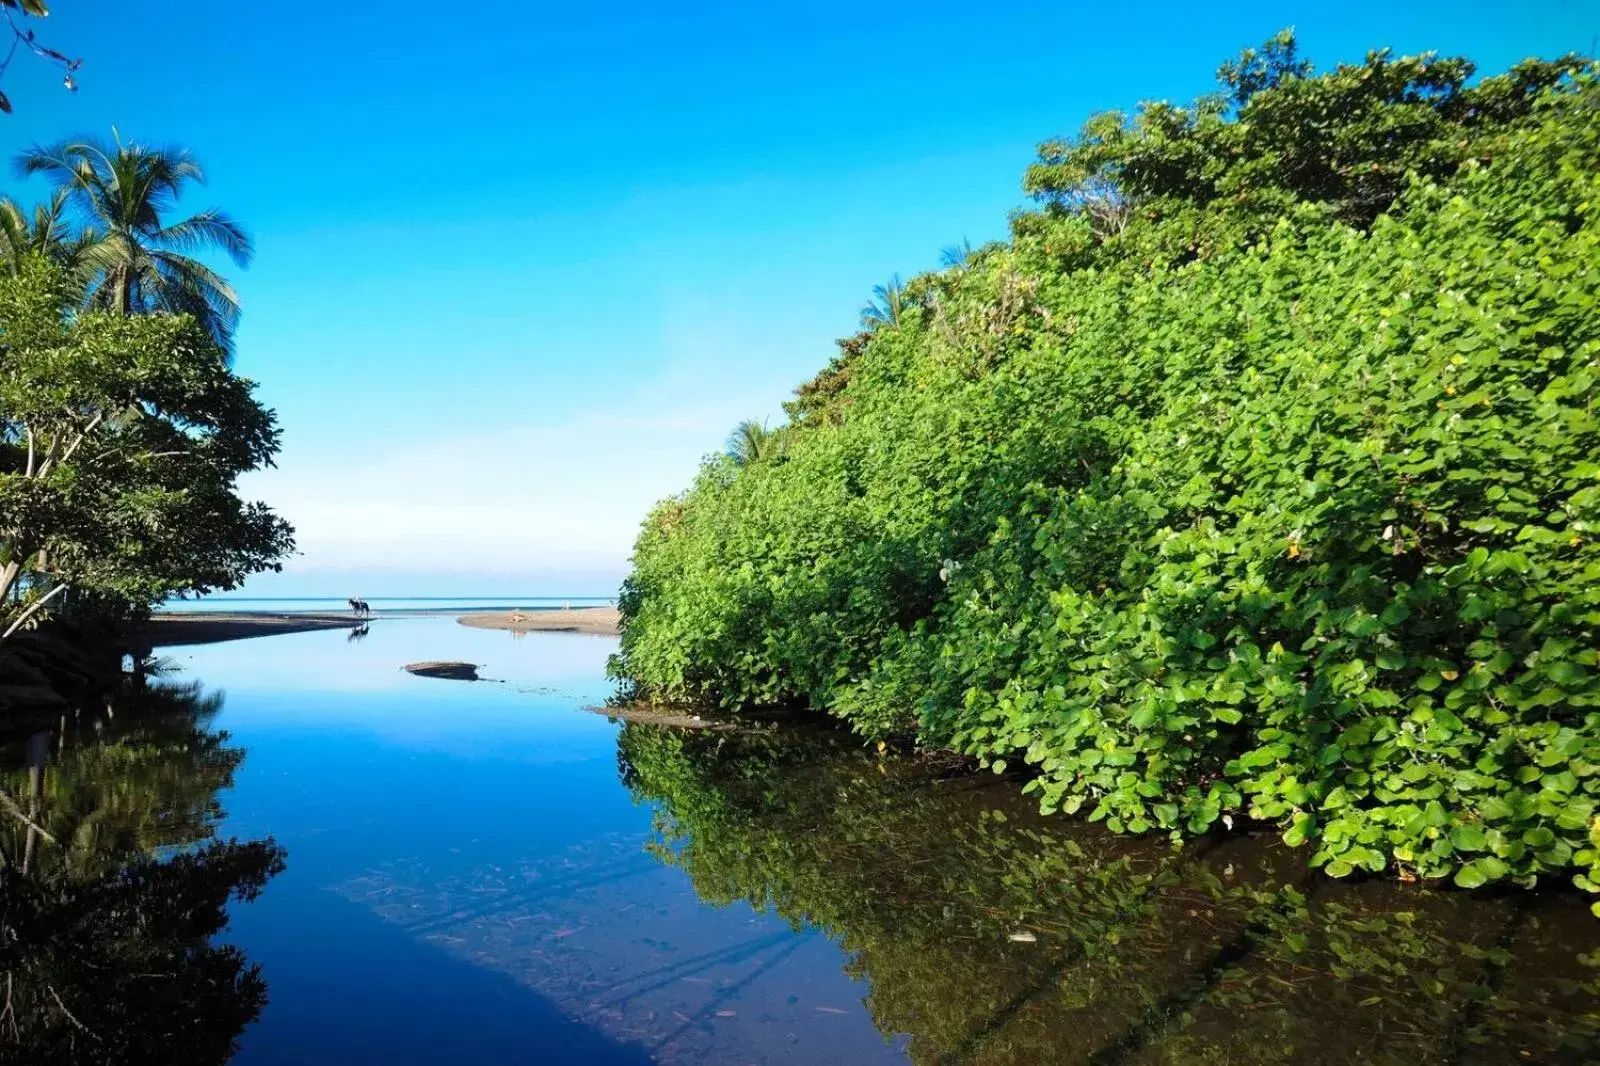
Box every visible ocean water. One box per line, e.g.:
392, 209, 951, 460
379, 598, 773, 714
157, 596, 614, 615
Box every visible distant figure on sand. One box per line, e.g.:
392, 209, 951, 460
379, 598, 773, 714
348, 597, 371, 617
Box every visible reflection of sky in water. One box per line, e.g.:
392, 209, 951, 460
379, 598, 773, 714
198, 620, 901, 1065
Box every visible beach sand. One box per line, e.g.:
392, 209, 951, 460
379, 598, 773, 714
458, 606, 620, 636
136, 613, 363, 648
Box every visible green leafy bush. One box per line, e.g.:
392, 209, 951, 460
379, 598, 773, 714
613, 40, 1600, 898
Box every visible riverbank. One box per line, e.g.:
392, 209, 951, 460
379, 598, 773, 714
458, 606, 619, 636
136, 613, 363, 648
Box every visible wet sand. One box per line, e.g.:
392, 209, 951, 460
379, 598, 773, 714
458, 606, 619, 636
137, 613, 363, 647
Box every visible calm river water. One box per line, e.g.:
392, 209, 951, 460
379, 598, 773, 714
1, 618, 1596, 1064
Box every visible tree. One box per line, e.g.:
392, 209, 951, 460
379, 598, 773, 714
17, 135, 252, 351
0, 1, 81, 115
0, 255, 292, 640
0, 189, 92, 276
938, 238, 975, 270
725, 418, 783, 466
1216, 27, 1312, 108
859, 273, 908, 329
1023, 33, 1589, 232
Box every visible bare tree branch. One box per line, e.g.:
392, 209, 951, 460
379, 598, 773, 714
0, 2, 81, 114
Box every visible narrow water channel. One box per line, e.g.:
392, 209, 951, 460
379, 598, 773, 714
1, 618, 1595, 1064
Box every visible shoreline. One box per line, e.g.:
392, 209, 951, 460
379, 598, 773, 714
458, 606, 619, 636
130, 605, 621, 648
135, 613, 364, 648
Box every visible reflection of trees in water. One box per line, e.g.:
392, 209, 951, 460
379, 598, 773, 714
0, 673, 285, 1064
618, 725, 1600, 1066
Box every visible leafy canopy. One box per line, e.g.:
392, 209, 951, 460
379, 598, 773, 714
613, 38, 1600, 900
0, 255, 292, 629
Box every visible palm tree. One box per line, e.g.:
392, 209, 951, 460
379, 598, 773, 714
860, 273, 908, 330
16, 134, 252, 350
726, 419, 783, 466
939, 238, 975, 270
0, 188, 93, 277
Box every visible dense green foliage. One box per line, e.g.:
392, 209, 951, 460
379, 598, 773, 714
621, 724, 1600, 1063
614, 41, 1600, 897
0, 256, 291, 635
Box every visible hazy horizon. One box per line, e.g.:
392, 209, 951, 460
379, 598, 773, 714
181, 566, 628, 601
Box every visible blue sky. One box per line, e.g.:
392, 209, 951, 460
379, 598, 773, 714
3, 1, 1593, 596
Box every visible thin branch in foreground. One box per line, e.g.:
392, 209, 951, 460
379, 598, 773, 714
46, 984, 98, 1041
0, 785, 57, 844
1, 580, 68, 641
0, 3, 81, 114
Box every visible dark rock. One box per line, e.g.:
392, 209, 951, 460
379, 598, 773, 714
403, 661, 482, 682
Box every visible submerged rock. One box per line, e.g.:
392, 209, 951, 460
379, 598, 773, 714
403, 661, 482, 682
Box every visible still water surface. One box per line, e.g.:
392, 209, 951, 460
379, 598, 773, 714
2, 618, 1596, 1064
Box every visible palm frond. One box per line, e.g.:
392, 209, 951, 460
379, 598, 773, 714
150, 249, 240, 353
939, 238, 975, 269
155, 209, 253, 267
860, 273, 907, 329
16, 134, 248, 350
726, 419, 785, 466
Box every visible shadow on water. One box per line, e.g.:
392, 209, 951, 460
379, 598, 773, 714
617, 724, 1600, 1066
230, 885, 654, 1066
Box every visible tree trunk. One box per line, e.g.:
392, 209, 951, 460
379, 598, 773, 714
20, 731, 48, 876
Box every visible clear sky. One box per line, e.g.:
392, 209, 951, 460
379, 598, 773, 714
2, 1, 1593, 596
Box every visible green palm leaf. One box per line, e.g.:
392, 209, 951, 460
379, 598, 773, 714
14, 133, 251, 352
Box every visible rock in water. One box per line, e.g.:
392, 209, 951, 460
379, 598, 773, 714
404, 661, 481, 681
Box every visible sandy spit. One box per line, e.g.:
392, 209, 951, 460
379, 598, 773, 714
136, 613, 363, 648
457, 606, 620, 636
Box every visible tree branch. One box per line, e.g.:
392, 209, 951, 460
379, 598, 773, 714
0, 785, 57, 845
55, 411, 103, 466
1, 579, 67, 641
34, 412, 102, 480
0, 3, 81, 111
46, 984, 98, 1041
